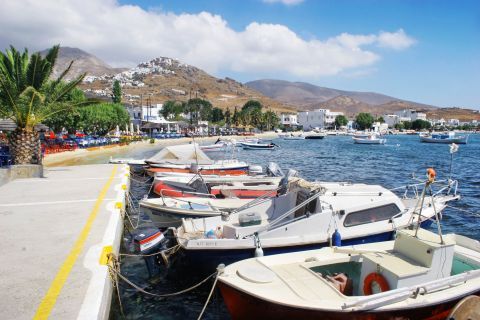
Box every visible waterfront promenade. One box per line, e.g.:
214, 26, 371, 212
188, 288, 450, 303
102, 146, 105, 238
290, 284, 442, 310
0, 164, 128, 320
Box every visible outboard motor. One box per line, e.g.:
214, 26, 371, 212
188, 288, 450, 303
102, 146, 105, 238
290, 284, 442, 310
132, 226, 167, 277
266, 162, 284, 177
278, 169, 299, 195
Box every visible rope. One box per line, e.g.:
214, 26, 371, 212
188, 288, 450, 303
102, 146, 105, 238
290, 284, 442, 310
129, 175, 153, 185
197, 275, 219, 320
446, 205, 480, 218
110, 265, 217, 298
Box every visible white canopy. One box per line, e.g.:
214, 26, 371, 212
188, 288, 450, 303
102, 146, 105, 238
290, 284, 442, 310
147, 143, 213, 164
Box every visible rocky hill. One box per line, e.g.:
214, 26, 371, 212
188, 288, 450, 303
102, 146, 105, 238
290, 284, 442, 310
39, 47, 125, 79
46, 48, 293, 113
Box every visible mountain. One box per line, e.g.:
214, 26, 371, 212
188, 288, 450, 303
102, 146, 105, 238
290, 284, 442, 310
78, 56, 294, 113
246, 79, 400, 106
39, 47, 125, 79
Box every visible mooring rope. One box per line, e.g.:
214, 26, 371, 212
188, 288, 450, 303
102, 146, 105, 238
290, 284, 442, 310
108, 257, 216, 297
446, 205, 480, 218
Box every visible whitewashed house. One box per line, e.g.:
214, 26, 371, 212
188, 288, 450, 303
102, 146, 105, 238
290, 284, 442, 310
280, 114, 299, 127
298, 109, 344, 129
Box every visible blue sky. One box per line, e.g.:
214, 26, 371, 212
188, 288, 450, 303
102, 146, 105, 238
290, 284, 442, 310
1, 0, 478, 108
122, 0, 480, 108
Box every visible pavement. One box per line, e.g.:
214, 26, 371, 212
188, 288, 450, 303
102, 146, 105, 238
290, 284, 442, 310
0, 164, 128, 320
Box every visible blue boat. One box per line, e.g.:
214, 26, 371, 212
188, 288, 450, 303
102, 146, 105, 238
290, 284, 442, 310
420, 132, 468, 144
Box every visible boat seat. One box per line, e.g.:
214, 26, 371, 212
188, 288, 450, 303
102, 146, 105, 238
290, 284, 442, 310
362, 252, 429, 278
271, 263, 342, 300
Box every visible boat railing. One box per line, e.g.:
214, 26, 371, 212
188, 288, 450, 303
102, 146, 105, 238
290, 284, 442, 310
389, 178, 458, 199
159, 189, 216, 206
342, 269, 480, 311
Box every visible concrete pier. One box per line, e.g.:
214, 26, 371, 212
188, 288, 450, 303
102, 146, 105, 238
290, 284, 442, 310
0, 164, 129, 320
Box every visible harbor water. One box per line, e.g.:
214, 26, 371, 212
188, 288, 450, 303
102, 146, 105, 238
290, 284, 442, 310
110, 134, 480, 319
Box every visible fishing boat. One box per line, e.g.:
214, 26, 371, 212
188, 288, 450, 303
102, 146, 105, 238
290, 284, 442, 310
420, 132, 468, 144
152, 174, 282, 198
241, 141, 277, 150
140, 196, 274, 228
353, 134, 386, 145
199, 139, 232, 152
304, 131, 326, 139
174, 171, 459, 266
144, 144, 250, 176
217, 225, 480, 319
283, 133, 306, 140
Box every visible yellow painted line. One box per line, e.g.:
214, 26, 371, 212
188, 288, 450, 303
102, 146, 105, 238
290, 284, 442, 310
33, 165, 119, 320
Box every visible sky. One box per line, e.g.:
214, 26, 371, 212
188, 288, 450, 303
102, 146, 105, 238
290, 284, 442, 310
0, 0, 479, 108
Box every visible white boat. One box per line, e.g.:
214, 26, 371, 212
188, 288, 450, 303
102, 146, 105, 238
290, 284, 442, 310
174, 175, 459, 266
304, 131, 326, 139
283, 133, 306, 140
140, 196, 271, 228
199, 139, 233, 152
420, 132, 468, 144
241, 141, 277, 150
152, 174, 282, 198
353, 134, 386, 145
217, 228, 480, 319
144, 144, 249, 175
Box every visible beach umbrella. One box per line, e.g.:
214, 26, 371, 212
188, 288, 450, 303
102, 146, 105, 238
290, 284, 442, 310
136, 124, 140, 134
125, 124, 129, 134
115, 125, 120, 137
130, 123, 134, 134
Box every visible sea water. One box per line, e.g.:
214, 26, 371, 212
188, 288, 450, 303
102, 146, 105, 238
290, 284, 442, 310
110, 134, 480, 319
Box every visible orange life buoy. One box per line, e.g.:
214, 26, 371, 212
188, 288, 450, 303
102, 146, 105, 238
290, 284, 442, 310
427, 168, 436, 183
363, 272, 390, 295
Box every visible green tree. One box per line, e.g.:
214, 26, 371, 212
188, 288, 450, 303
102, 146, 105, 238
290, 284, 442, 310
376, 116, 385, 123
403, 121, 412, 130
112, 80, 122, 103
411, 119, 432, 130
242, 100, 262, 112
161, 100, 185, 120
78, 103, 129, 135
224, 107, 231, 127
210, 107, 224, 123
186, 98, 212, 123
335, 115, 348, 127
43, 87, 86, 133
355, 113, 375, 130
250, 108, 263, 128
232, 106, 240, 127
0, 45, 85, 164
262, 110, 279, 130
394, 122, 405, 130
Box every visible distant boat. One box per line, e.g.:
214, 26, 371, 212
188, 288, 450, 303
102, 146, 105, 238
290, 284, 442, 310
419, 132, 468, 144
241, 141, 277, 150
304, 131, 326, 139
353, 134, 386, 145
283, 133, 306, 140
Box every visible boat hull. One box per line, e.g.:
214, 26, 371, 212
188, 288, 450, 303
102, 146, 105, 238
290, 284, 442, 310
305, 135, 325, 139
218, 281, 479, 320
419, 136, 468, 144
353, 137, 386, 144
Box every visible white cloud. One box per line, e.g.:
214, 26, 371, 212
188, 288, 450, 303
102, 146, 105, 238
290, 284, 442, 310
262, 0, 305, 5
0, 0, 415, 79
377, 29, 417, 50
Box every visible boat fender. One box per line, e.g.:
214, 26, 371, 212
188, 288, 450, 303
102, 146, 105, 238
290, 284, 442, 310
363, 272, 390, 295
254, 233, 264, 257
332, 229, 342, 247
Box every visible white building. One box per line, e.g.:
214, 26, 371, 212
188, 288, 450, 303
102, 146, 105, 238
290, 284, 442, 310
141, 104, 165, 123
280, 114, 298, 127
394, 109, 427, 121
298, 109, 344, 129
448, 119, 460, 126
382, 114, 412, 128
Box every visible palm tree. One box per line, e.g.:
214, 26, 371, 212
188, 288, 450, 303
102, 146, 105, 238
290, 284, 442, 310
0, 45, 85, 164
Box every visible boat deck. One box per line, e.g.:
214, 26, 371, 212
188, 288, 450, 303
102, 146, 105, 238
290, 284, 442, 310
0, 164, 128, 320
